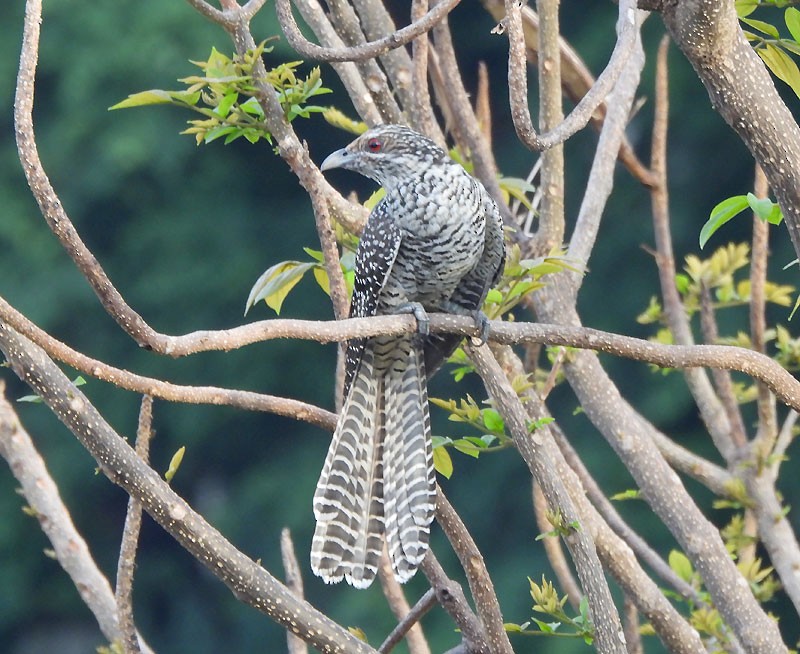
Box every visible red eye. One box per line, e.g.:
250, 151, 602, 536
367, 137, 383, 153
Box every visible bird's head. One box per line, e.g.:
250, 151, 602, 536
320, 124, 450, 188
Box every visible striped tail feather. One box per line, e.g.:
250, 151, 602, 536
382, 339, 436, 582
311, 345, 385, 588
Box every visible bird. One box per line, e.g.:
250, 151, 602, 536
311, 124, 505, 588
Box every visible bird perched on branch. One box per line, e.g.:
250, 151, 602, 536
311, 124, 505, 588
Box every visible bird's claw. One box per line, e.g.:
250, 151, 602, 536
394, 302, 430, 337
471, 310, 491, 346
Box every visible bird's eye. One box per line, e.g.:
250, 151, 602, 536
367, 138, 383, 153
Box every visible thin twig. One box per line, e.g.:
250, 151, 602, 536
750, 165, 778, 449
377, 549, 431, 654
503, 0, 640, 151
0, 382, 155, 653
622, 596, 643, 654
275, 0, 462, 62
435, 490, 512, 654
698, 284, 748, 450
115, 396, 155, 654
531, 0, 565, 255
648, 34, 736, 462
378, 587, 435, 654
280, 528, 309, 654
532, 481, 581, 609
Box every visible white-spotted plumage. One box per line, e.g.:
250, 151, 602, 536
312, 125, 505, 588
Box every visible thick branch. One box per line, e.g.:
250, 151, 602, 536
469, 344, 627, 654
0, 324, 377, 654
658, 0, 800, 263
0, 384, 154, 654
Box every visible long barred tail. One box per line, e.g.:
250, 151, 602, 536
310, 338, 436, 588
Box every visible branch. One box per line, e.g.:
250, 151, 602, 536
492, 344, 706, 652
377, 587, 435, 654
657, 0, 800, 264
292, 0, 384, 124
0, 323, 378, 654
0, 383, 155, 654
434, 490, 512, 654
480, 0, 655, 187
529, 298, 789, 650
647, 35, 737, 462
0, 295, 336, 430
115, 395, 155, 654
564, 7, 645, 275
419, 552, 491, 654
275, 0, 462, 62
468, 344, 627, 654
280, 528, 309, 654
503, 0, 640, 151
377, 550, 431, 654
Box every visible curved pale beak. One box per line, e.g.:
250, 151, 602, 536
320, 147, 351, 172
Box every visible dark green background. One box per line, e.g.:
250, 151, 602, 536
1, 1, 798, 652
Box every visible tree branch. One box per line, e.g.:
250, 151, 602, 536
115, 395, 155, 654
657, 0, 800, 264
275, 0, 462, 62
0, 324, 377, 654
0, 383, 155, 653
435, 490, 512, 654
503, 0, 640, 151
468, 344, 627, 654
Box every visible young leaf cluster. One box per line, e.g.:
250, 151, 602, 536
110, 43, 332, 146
662, 528, 781, 653
485, 245, 581, 319
504, 577, 594, 645
639, 243, 794, 326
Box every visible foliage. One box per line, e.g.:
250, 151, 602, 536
738, 1, 800, 98
111, 43, 331, 146
504, 577, 594, 644
700, 193, 784, 249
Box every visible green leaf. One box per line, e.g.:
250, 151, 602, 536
244, 261, 315, 315
485, 288, 503, 304
736, 0, 758, 18
482, 408, 505, 433
741, 17, 781, 38
758, 43, 800, 99
610, 489, 642, 501
746, 192, 784, 225
668, 550, 694, 583
214, 92, 239, 118
165, 446, 186, 483
699, 195, 749, 249
786, 7, 800, 43
312, 266, 330, 296
433, 445, 454, 479
109, 89, 175, 110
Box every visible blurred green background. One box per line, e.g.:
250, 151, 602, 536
1, 1, 799, 652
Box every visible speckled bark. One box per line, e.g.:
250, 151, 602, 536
658, 0, 800, 262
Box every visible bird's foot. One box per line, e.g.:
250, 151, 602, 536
440, 302, 491, 345
393, 302, 430, 337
